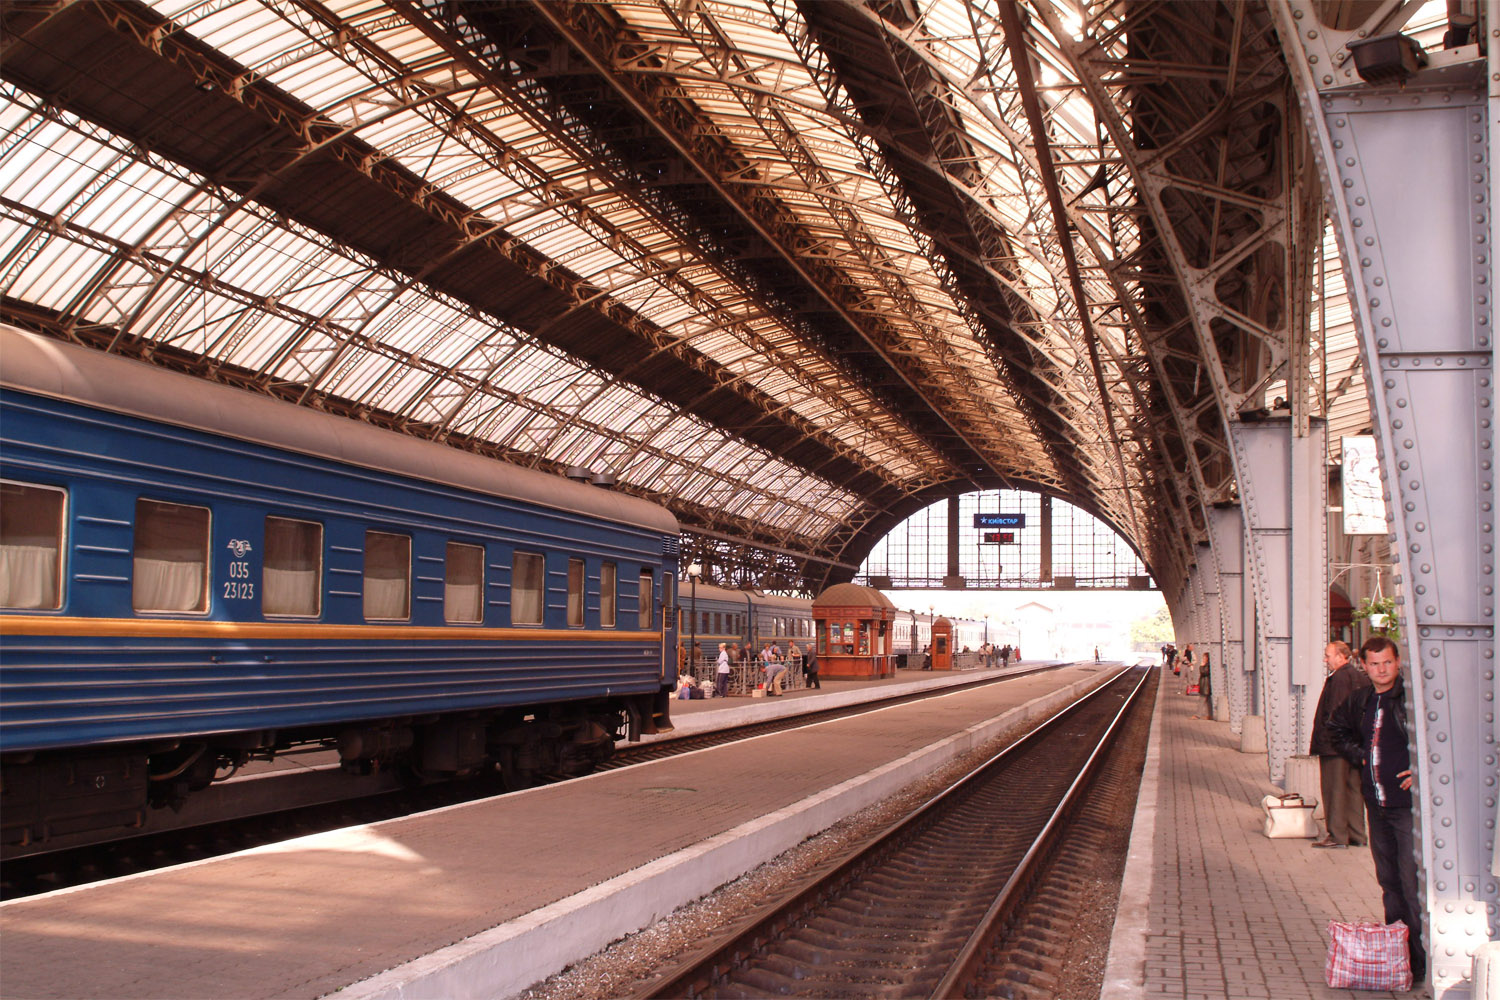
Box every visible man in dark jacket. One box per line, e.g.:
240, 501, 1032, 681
1327, 636, 1424, 981
1309, 640, 1370, 848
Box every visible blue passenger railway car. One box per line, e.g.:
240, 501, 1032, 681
0, 326, 679, 849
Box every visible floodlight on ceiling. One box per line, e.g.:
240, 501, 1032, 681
1346, 32, 1427, 85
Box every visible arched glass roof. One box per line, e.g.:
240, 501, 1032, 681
0, 0, 1399, 592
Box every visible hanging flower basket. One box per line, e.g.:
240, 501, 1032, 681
1351, 595, 1401, 640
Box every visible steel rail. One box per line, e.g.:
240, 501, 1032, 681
631, 664, 1147, 999
928, 664, 1151, 996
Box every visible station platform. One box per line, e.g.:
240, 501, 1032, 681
0, 661, 1108, 1000
1104, 669, 1423, 999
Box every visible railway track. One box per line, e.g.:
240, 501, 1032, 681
629, 666, 1154, 999
1, 665, 1062, 899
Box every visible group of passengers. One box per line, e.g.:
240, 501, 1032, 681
684, 639, 817, 699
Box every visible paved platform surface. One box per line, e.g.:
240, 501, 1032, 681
1105, 669, 1426, 999
1, 661, 1108, 1000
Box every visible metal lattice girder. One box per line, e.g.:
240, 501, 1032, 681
1273, 0, 1498, 987
0, 0, 923, 561
1036, 1, 1319, 522
0, 0, 1383, 609
510, 1, 1044, 482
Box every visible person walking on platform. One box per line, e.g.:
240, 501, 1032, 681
1309, 640, 1369, 849
802, 642, 819, 688
1193, 652, 1212, 718
1328, 637, 1425, 981
715, 642, 731, 699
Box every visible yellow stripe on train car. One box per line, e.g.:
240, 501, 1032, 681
0, 615, 661, 643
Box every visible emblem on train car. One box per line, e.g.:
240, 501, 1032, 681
227, 539, 253, 558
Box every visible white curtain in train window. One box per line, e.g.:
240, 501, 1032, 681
637, 569, 653, 628
363, 531, 410, 620
133, 499, 209, 612
0, 482, 64, 609
511, 551, 544, 624
445, 541, 483, 623
263, 516, 322, 616
600, 561, 617, 627
567, 558, 584, 626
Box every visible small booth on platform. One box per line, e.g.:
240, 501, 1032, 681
930, 616, 953, 670
812, 583, 897, 679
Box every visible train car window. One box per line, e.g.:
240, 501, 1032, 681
263, 516, 322, 617
637, 568, 653, 628
512, 551, 544, 625
444, 542, 484, 623
133, 499, 210, 613
363, 531, 410, 621
0, 481, 65, 610
567, 558, 584, 627
600, 561, 617, 627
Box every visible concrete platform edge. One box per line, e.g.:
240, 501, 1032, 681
635, 665, 1039, 741
1100, 666, 1164, 999
332, 669, 1120, 1000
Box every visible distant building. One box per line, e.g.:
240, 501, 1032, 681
1014, 601, 1057, 658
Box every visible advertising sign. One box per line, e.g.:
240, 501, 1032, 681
973, 513, 1026, 529
1341, 435, 1386, 535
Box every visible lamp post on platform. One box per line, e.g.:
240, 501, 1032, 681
687, 562, 702, 674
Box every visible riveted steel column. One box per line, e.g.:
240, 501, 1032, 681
1293, 420, 1331, 745
1231, 417, 1327, 780
1189, 554, 1211, 662
1196, 539, 1227, 720
1273, 3, 1497, 988
1211, 503, 1250, 731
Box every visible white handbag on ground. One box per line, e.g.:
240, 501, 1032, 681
1262, 793, 1319, 838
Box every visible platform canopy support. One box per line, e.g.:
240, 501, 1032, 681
1210, 504, 1250, 732
1272, 2, 1498, 990
1231, 418, 1329, 782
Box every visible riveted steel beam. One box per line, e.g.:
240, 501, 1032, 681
1273, 1, 1497, 986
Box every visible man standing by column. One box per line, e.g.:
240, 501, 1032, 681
1310, 640, 1369, 848
1329, 636, 1425, 982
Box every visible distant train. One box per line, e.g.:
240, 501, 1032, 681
675, 581, 1005, 668
0, 326, 679, 849
675, 581, 816, 660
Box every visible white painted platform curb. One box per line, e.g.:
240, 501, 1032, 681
333, 668, 1116, 1000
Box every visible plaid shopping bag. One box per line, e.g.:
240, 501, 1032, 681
1326, 920, 1411, 991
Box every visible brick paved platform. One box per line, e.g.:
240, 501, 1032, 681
1104, 669, 1428, 999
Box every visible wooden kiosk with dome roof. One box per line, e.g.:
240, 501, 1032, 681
811, 583, 898, 679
